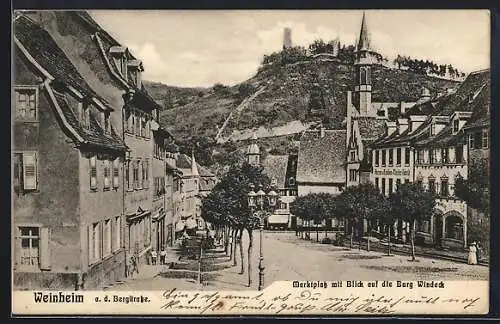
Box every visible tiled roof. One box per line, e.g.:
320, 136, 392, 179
355, 117, 386, 140
52, 90, 127, 151
14, 15, 99, 100
463, 76, 491, 130
297, 130, 346, 184
15, 15, 126, 151
434, 69, 490, 116
262, 155, 289, 188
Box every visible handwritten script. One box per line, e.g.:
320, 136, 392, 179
159, 281, 485, 315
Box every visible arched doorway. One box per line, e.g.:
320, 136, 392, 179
441, 211, 466, 250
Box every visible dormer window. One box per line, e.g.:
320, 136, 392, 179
453, 119, 460, 134
110, 46, 128, 80
79, 102, 91, 129
104, 111, 111, 134
127, 60, 143, 88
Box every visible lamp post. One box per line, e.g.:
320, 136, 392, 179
248, 183, 278, 291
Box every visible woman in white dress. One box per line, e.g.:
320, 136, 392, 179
468, 242, 478, 265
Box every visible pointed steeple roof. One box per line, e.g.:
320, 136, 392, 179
191, 150, 199, 176
357, 11, 371, 51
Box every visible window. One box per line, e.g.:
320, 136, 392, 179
415, 150, 420, 164
18, 227, 39, 266
473, 131, 482, 149
350, 150, 356, 162
404, 148, 410, 166
453, 119, 460, 133
405, 179, 410, 184
145, 118, 150, 138
103, 219, 112, 257
15, 87, 37, 121
469, 133, 475, 149
388, 178, 393, 193
428, 178, 436, 194
133, 160, 140, 189
417, 179, 423, 189
442, 148, 449, 164
113, 159, 119, 188
389, 149, 394, 166
141, 116, 146, 137
142, 159, 149, 188
135, 113, 141, 136
434, 149, 440, 164
374, 150, 379, 166
289, 177, 295, 186
125, 160, 131, 190
280, 202, 287, 209
396, 178, 401, 189
88, 222, 101, 264
114, 216, 121, 252
381, 178, 386, 195
441, 179, 449, 197
103, 160, 110, 190
482, 129, 489, 148
396, 148, 401, 165
456, 145, 464, 163
13, 152, 38, 191
349, 170, 357, 182
104, 112, 110, 134
90, 156, 97, 190
429, 149, 434, 164
360, 68, 366, 84
125, 109, 132, 133
381, 150, 386, 166
80, 103, 91, 129
374, 177, 379, 189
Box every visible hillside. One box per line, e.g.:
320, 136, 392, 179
153, 60, 459, 143
142, 80, 207, 109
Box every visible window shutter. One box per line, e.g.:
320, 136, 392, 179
23, 152, 37, 190
90, 157, 97, 189
39, 227, 51, 270
113, 159, 119, 188
13, 229, 21, 270
88, 225, 92, 265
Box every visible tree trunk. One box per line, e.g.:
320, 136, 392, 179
350, 223, 354, 249
238, 229, 244, 274
387, 225, 391, 256
410, 221, 416, 261
232, 229, 238, 266
247, 229, 253, 287
367, 226, 371, 252
316, 224, 319, 242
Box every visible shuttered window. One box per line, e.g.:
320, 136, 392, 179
113, 159, 120, 188
15, 87, 37, 121
15, 226, 50, 270
114, 216, 121, 252
88, 222, 101, 264
143, 159, 149, 188
103, 160, 110, 190
133, 160, 140, 189
22, 152, 38, 190
90, 156, 97, 190
103, 219, 112, 257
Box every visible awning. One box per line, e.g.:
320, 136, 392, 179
267, 214, 289, 224
126, 208, 151, 222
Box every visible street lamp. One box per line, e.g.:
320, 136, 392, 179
247, 183, 278, 291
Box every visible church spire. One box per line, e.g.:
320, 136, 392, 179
357, 11, 371, 52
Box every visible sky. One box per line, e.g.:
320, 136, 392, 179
89, 10, 490, 88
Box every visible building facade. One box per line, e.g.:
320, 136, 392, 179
13, 15, 128, 289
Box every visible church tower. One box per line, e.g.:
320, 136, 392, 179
246, 133, 261, 166
283, 27, 292, 49
354, 12, 379, 116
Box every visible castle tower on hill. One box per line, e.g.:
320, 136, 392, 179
283, 27, 292, 49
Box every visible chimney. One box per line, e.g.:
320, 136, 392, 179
408, 115, 427, 133
397, 118, 409, 134
386, 121, 397, 136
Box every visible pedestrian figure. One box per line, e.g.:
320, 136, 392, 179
476, 241, 482, 263
468, 242, 478, 265
150, 249, 157, 265
160, 246, 167, 265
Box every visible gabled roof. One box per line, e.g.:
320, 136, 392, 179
50, 90, 127, 151
297, 130, 346, 184
262, 155, 289, 188
434, 69, 490, 116
14, 15, 100, 101
463, 74, 491, 130
14, 15, 126, 152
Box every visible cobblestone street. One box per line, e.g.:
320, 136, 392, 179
110, 231, 488, 291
